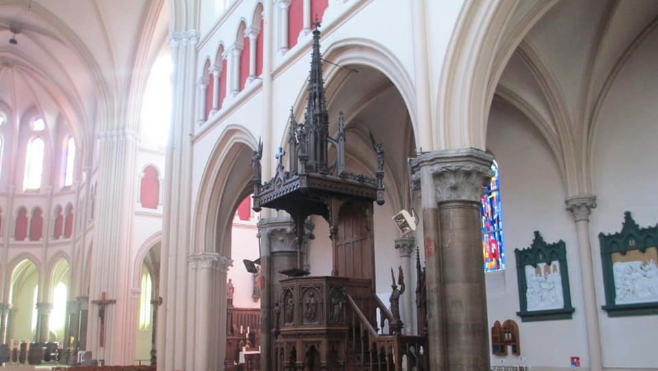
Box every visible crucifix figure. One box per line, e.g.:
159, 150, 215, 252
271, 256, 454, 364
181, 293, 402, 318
275, 147, 286, 168
91, 292, 116, 347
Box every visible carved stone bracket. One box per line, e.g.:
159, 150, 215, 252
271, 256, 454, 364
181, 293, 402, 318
565, 195, 597, 222
410, 148, 494, 203
395, 237, 416, 258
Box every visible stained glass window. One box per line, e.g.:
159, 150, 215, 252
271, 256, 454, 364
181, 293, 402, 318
64, 137, 76, 186
481, 160, 505, 272
139, 269, 152, 330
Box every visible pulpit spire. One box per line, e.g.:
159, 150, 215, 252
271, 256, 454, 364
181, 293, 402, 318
304, 25, 329, 173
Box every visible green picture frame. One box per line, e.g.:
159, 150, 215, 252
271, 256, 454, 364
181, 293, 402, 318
515, 231, 575, 322
598, 212, 658, 317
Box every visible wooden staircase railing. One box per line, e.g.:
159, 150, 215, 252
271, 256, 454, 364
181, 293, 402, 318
346, 294, 428, 371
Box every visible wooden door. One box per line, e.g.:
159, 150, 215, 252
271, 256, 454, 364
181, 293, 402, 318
335, 203, 374, 282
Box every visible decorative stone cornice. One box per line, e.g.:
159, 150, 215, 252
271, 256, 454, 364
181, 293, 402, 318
566, 195, 597, 222
395, 237, 416, 258
168, 30, 200, 47
36, 302, 53, 313
410, 148, 493, 203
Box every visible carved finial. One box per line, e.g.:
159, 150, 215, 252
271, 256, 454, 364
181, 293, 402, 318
275, 147, 286, 168
338, 112, 345, 138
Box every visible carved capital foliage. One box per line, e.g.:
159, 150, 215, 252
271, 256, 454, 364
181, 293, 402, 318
410, 148, 493, 203
395, 237, 416, 258
216, 255, 234, 273
168, 30, 200, 47
258, 217, 299, 252
76, 296, 89, 310
565, 195, 596, 222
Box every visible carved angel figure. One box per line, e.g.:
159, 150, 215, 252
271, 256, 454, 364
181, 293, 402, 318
389, 266, 405, 324
251, 138, 263, 183
305, 291, 318, 322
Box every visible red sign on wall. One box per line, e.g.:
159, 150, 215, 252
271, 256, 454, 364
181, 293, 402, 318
570, 356, 580, 367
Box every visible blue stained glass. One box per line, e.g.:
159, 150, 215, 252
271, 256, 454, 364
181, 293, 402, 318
481, 160, 505, 272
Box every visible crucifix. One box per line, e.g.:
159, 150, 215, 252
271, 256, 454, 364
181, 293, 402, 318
91, 292, 116, 347
275, 147, 286, 168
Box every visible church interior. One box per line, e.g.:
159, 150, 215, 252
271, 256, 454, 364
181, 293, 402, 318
0, 0, 657, 370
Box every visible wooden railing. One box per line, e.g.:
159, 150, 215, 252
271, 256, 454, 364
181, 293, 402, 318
346, 294, 428, 371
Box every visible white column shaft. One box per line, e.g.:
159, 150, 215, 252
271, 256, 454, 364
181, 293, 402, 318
249, 34, 258, 78
303, 0, 311, 32
211, 68, 220, 113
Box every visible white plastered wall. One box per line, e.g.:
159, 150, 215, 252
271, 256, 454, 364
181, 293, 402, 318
589, 27, 658, 370
485, 100, 589, 369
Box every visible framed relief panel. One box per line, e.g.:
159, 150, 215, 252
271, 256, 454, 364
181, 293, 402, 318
515, 231, 575, 321
599, 212, 658, 316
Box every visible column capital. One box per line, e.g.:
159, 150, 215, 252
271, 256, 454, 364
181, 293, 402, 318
0, 302, 11, 314
210, 63, 222, 75
36, 302, 53, 313
76, 296, 89, 310
277, 0, 292, 9
216, 255, 234, 273
131, 288, 141, 299
168, 30, 200, 47
566, 195, 597, 222
410, 148, 493, 203
245, 25, 260, 40
395, 236, 416, 258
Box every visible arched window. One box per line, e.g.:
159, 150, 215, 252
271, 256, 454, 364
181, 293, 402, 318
31, 118, 45, 131
29, 207, 44, 241
24, 137, 45, 191
64, 204, 74, 238
236, 196, 252, 221
139, 270, 153, 329
14, 207, 28, 241
288, 0, 303, 49
311, 0, 329, 24
31, 285, 39, 331
64, 137, 76, 187
50, 282, 67, 332
53, 205, 63, 240
481, 160, 505, 272
218, 46, 227, 110
256, 12, 264, 77
141, 48, 173, 148
140, 166, 160, 209
239, 22, 249, 91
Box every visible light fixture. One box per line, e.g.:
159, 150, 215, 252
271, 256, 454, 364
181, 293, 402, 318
393, 209, 417, 235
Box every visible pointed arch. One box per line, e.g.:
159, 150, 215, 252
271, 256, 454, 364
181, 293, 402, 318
64, 203, 74, 239
237, 20, 249, 91
252, 2, 264, 77
140, 165, 161, 209
14, 206, 29, 241
53, 204, 64, 240
29, 207, 44, 241
203, 58, 213, 120
193, 124, 258, 256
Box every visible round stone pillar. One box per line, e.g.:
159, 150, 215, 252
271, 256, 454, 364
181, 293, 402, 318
395, 237, 416, 334
0, 303, 10, 344
566, 195, 602, 371
411, 148, 493, 371
36, 302, 53, 343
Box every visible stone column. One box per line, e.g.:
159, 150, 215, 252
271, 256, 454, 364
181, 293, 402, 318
246, 26, 259, 81
230, 43, 242, 96
160, 29, 200, 371
566, 195, 602, 371
210, 64, 221, 115
35, 303, 53, 343
258, 217, 298, 371
191, 252, 218, 371
411, 148, 493, 371
0, 303, 10, 344
76, 296, 89, 351
278, 0, 291, 53
64, 300, 79, 349
395, 237, 415, 335
196, 78, 208, 125
302, 0, 311, 34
